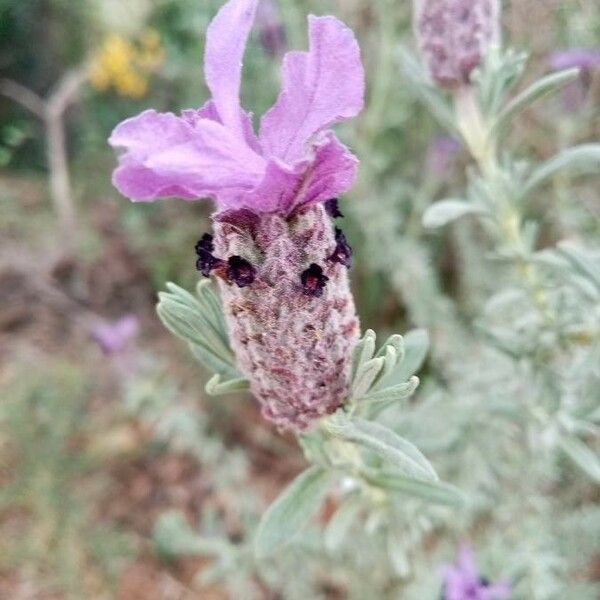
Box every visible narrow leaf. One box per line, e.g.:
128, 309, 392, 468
205, 374, 250, 396
494, 68, 580, 134
254, 466, 332, 559
423, 200, 487, 228
325, 417, 437, 482
363, 471, 465, 506
522, 144, 600, 197
352, 329, 376, 378
351, 357, 385, 399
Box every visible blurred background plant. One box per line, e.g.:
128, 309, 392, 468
0, 0, 599, 599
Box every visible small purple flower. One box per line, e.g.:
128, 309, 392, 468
227, 255, 256, 287
91, 315, 139, 355
414, 0, 500, 89
327, 228, 352, 268
301, 263, 329, 297
109, 0, 364, 431
442, 544, 511, 600
256, 0, 286, 57
325, 198, 344, 218
548, 49, 600, 72
548, 48, 600, 112
426, 135, 461, 179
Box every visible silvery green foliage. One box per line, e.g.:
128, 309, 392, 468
391, 27, 600, 598
146, 9, 600, 599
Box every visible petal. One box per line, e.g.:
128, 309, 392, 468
297, 132, 358, 209
457, 543, 478, 582
240, 132, 357, 214
204, 0, 259, 139
109, 109, 265, 203
183, 100, 262, 154
259, 15, 364, 162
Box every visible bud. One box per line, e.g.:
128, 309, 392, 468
213, 204, 360, 431
414, 0, 500, 89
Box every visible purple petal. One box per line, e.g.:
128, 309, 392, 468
183, 100, 262, 154
457, 544, 479, 582
109, 109, 265, 203
204, 0, 259, 139
259, 15, 364, 163
241, 132, 357, 214
548, 48, 600, 71
481, 582, 511, 600
91, 315, 139, 355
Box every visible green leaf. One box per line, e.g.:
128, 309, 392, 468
388, 329, 429, 384
157, 282, 237, 376
351, 329, 376, 378
559, 437, 600, 484
325, 416, 438, 482
493, 68, 580, 134
351, 357, 385, 399
254, 466, 332, 559
205, 374, 250, 396
360, 377, 420, 410
423, 200, 488, 228
521, 144, 600, 198
363, 471, 465, 506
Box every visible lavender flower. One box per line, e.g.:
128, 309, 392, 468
414, 0, 500, 88
548, 48, 600, 112
256, 0, 286, 57
91, 315, 139, 355
109, 0, 364, 431
442, 544, 511, 600
426, 135, 461, 179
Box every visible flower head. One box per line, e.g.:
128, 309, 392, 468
109, 0, 364, 217
414, 0, 500, 89
110, 0, 364, 431
442, 544, 511, 600
91, 315, 139, 355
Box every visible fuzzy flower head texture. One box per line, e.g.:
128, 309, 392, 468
109, 0, 364, 431
442, 544, 511, 600
414, 0, 500, 89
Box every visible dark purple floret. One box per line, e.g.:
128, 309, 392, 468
301, 263, 329, 297
195, 233, 215, 254
227, 255, 256, 287
324, 198, 344, 218
328, 227, 352, 268
196, 249, 224, 277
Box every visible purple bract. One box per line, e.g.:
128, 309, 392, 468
442, 544, 511, 600
109, 0, 364, 217
91, 315, 139, 355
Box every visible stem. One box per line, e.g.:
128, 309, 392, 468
454, 86, 554, 324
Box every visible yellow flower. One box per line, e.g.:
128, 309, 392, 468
89, 29, 164, 99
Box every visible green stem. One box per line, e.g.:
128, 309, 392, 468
454, 86, 555, 325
